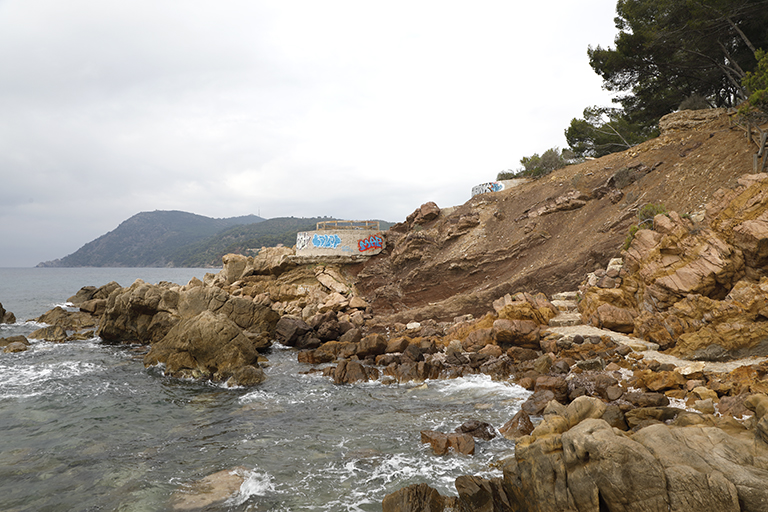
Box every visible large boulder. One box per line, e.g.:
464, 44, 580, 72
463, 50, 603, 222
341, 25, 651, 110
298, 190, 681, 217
98, 280, 182, 344
98, 279, 278, 347
144, 310, 265, 386
498, 395, 768, 512
0, 302, 15, 324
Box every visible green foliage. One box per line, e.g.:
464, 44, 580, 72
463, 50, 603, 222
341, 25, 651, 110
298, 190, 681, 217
741, 49, 768, 114
514, 147, 572, 179
566, 106, 657, 158
637, 202, 667, 224
623, 202, 667, 250
496, 170, 517, 180
588, 0, 768, 128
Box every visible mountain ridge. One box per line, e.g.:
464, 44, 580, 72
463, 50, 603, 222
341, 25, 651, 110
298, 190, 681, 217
37, 210, 264, 268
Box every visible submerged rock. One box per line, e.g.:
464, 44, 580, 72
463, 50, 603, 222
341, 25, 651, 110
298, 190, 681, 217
171, 467, 247, 511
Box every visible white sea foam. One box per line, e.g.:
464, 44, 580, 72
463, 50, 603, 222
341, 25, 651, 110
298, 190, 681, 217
432, 373, 530, 400
225, 468, 277, 506
0, 360, 100, 399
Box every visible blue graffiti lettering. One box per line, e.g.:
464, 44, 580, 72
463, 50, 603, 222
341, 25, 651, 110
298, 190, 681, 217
312, 234, 342, 249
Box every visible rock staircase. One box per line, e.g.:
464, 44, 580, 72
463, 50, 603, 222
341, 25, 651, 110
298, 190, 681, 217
548, 291, 582, 327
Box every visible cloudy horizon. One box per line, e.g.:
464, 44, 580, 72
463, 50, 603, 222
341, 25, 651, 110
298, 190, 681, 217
0, 0, 619, 267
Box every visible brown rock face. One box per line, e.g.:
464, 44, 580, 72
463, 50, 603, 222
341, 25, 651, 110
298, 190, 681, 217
420, 430, 475, 456
144, 310, 265, 386
499, 410, 534, 440
0, 302, 16, 324
382, 483, 445, 512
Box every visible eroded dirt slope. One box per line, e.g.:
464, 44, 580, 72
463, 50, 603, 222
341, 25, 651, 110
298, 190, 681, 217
353, 109, 762, 323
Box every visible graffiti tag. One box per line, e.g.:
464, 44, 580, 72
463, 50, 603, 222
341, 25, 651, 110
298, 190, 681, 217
296, 232, 311, 251
471, 181, 505, 197
358, 233, 384, 252
312, 233, 342, 249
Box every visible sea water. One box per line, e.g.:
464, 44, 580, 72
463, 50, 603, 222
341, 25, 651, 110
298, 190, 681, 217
0, 268, 529, 511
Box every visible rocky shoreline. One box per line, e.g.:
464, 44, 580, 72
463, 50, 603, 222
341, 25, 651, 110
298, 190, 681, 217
5, 150, 768, 509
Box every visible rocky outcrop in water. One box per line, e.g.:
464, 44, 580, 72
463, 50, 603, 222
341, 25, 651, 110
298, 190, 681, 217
144, 310, 267, 386
1, 335, 29, 353
0, 302, 15, 324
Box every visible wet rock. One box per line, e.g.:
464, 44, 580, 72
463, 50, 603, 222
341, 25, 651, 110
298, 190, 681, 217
499, 410, 534, 440
35, 306, 97, 331
0, 302, 16, 324
0, 335, 29, 348
420, 430, 475, 456
3, 341, 29, 353
29, 325, 68, 342
382, 483, 445, 512
455, 420, 496, 441
144, 310, 265, 386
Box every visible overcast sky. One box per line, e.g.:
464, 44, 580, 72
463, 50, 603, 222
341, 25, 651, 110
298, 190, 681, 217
0, 0, 620, 267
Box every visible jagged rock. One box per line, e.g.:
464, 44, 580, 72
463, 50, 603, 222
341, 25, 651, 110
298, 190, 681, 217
454, 475, 511, 512
333, 360, 377, 384
29, 325, 68, 342
455, 420, 496, 441
420, 430, 475, 456
275, 315, 312, 346
356, 333, 388, 359
34, 306, 98, 331
499, 410, 534, 440
382, 483, 445, 512
144, 310, 266, 386
492, 319, 540, 349
386, 337, 411, 353
410, 202, 440, 226
590, 303, 636, 333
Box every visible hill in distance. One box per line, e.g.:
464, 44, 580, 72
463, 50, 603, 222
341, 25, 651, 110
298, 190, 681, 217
37, 210, 393, 268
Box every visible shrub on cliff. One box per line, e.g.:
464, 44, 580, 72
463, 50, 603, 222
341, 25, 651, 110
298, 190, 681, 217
623, 203, 667, 250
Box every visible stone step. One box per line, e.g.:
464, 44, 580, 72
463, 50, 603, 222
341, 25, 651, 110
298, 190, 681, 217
548, 312, 583, 327
550, 299, 578, 312
551, 291, 579, 301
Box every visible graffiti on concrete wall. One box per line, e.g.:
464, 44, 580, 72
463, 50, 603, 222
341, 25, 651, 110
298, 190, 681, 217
471, 181, 504, 197
312, 233, 342, 249
296, 232, 311, 251
357, 233, 383, 252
